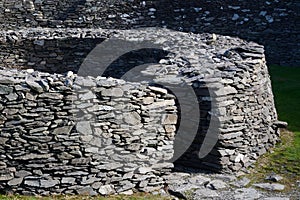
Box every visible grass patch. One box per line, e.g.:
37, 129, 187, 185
246, 65, 300, 191
268, 65, 300, 131
269, 65, 300, 174
247, 130, 299, 191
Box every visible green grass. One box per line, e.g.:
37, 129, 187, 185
269, 65, 300, 170
246, 65, 300, 191
269, 65, 300, 131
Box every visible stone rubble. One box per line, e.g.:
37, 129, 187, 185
163, 172, 296, 200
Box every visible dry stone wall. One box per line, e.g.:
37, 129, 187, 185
0, 29, 108, 74
0, 28, 282, 195
0, 68, 177, 195
0, 0, 286, 195
0, 0, 299, 67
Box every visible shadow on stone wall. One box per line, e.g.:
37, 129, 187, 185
98, 47, 220, 172
138, 0, 299, 67
0, 38, 104, 74
1, 1, 298, 66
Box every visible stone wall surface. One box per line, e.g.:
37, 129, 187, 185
0, 0, 299, 66
0, 68, 177, 195
0, 28, 282, 195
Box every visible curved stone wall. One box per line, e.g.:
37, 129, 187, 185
0, 68, 177, 195
0, 0, 299, 66
0, 28, 281, 195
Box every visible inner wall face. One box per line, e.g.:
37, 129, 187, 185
0, 37, 105, 74
0, 28, 280, 195
0, 0, 298, 66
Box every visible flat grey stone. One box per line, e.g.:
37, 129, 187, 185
124, 112, 141, 125
0, 84, 13, 95
8, 177, 23, 186
194, 188, 219, 198
24, 180, 40, 187
120, 189, 134, 195
188, 175, 211, 186
102, 88, 124, 97
15, 153, 53, 160
0, 161, 7, 170
75, 77, 96, 87
143, 97, 154, 105
26, 80, 44, 93
162, 114, 178, 125
232, 13, 240, 20
231, 177, 251, 188
142, 100, 175, 110
76, 121, 92, 135
215, 86, 238, 96
29, 127, 48, 134
15, 170, 32, 178
61, 177, 76, 184
117, 181, 135, 192
98, 163, 123, 170
91, 182, 103, 189
0, 174, 14, 181
85, 147, 99, 154
81, 176, 99, 185
76, 186, 97, 196
98, 185, 115, 195
137, 167, 152, 174
52, 126, 73, 135
40, 179, 59, 188
0, 77, 18, 84
171, 183, 201, 193
207, 179, 228, 190
234, 188, 261, 200
70, 157, 91, 165
273, 121, 288, 128
253, 183, 285, 191
79, 91, 96, 100
39, 93, 64, 99
5, 92, 18, 101
148, 86, 168, 94
152, 162, 174, 170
